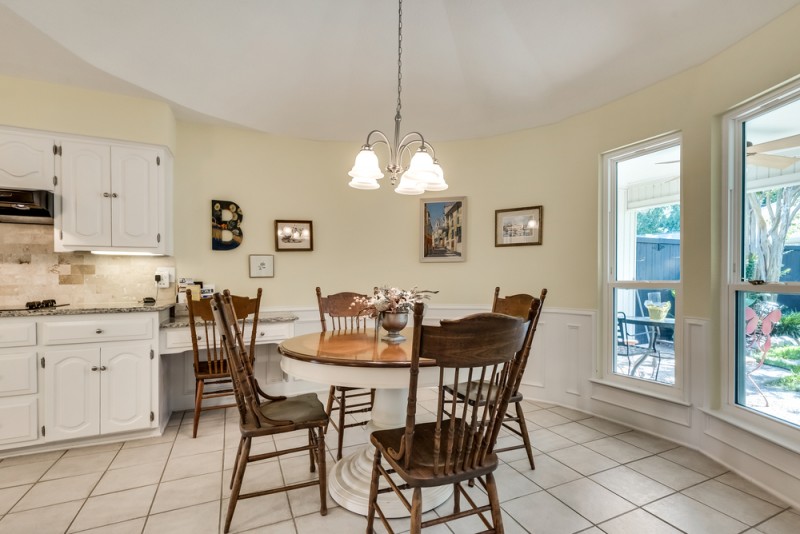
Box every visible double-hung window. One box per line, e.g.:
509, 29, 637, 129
724, 81, 800, 432
603, 133, 682, 394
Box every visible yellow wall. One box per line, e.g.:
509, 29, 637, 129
174, 4, 800, 314
0, 75, 176, 150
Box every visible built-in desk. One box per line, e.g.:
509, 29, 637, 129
159, 312, 298, 354
159, 312, 303, 411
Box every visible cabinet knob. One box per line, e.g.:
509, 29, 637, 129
91, 366, 99, 371
196, 335, 202, 340
259, 331, 265, 337
100, 365, 107, 371
96, 329, 104, 334
111, 193, 118, 198
103, 192, 110, 198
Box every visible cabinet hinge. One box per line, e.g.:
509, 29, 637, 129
53, 175, 57, 186
156, 155, 161, 166
150, 411, 155, 422
157, 233, 161, 243
41, 425, 46, 437
40, 356, 45, 369
150, 349, 154, 360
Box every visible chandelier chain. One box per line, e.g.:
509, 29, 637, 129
396, 0, 403, 118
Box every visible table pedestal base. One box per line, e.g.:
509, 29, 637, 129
328, 388, 452, 517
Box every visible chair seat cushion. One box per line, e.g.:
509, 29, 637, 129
370, 420, 498, 487
257, 393, 328, 426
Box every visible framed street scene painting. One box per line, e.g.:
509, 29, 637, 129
420, 197, 466, 262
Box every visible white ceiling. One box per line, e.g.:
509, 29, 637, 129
1, 0, 799, 142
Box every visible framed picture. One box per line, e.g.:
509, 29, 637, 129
249, 255, 274, 278
495, 206, 543, 247
275, 220, 313, 251
420, 197, 466, 262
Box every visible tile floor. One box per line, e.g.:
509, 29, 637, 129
1, 390, 799, 533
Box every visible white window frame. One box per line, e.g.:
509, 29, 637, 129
720, 79, 800, 448
601, 132, 686, 401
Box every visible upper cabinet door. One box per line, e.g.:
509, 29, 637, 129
59, 141, 111, 248
0, 131, 56, 191
111, 146, 161, 248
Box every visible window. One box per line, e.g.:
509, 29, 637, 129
603, 133, 682, 392
725, 83, 800, 429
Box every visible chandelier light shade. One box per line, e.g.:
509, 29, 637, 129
348, 0, 447, 195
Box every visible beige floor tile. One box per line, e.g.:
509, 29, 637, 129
549, 422, 607, 443
548, 444, 620, 476
644, 493, 748, 534
511, 454, 583, 489
177, 418, 225, 439
0, 460, 53, 488
162, 449, 223, 482
62, 442, 123, 458
658, 446, 728, 477
589, 465, 674, 506
599, 508, 682, 534
548, 406, 592, 421
68, 485, 157, 533
494, 434, 539, 464
526, 410, 573, 428
502, 490, 592, 533
92, 460, 165, 496
0, 484, 31, 515
41, 451, 116, 481
528, 428, 576, 452
170, 433, 225, 458
150, 472, 221, 514
143, 500, 220, 534
223, 459, 284, 500
627, 456, 707, 491
578, 417, 632, 436
12, 471, 101, 512
76, 517, 146, 533
615, 431, 678, 454
682, 479, 783, 526
0, 500, 82, 534
223, 493, 293, 533
121, 426, 178, 449
583, 436, 652, 464
287, 482, 334, 518
0, 450, 63, 468
294, 506, 366, 534
757, 509, 800, 534
491, 463, 542, 502
109, 442, 171, 470
238, 518, 297, 534
550, 478, 636, 524
715, 472, 788, 507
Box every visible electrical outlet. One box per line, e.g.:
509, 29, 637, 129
155, 267, 174, 289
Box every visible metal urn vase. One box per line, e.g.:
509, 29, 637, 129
380, 311, 409, 344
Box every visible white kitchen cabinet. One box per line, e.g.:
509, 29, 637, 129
0, 129, 57, 191
42, 343, 152, 442
56, 140, 169, 254
0, 319, 40, 447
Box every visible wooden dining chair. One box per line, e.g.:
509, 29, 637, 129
442, 287, 546, 470
316, 286, 375, 460
212, 291, 328, 534
366, 301, 534, 534
186, 287, 261, 438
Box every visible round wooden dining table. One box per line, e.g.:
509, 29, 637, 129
279, 328, 452, 517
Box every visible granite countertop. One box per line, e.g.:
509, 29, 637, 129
161, 311, 299, 328
0, 302, 175, 318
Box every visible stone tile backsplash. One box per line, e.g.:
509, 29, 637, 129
0, 223, 176, 307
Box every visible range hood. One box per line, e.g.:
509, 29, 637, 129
0, 188, 54, 224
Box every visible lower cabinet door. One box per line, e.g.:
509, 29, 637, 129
100, 343, 151, 434
44, 348, 101, 441
0, 396, 38, 445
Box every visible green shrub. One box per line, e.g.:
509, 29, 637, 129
773, 311, 800, 338
765, 374, 800, 392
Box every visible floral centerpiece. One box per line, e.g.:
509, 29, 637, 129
352, 286, 438, 316
353, 286, 438, 343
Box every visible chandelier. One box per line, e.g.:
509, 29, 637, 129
348, 0, 447, 195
